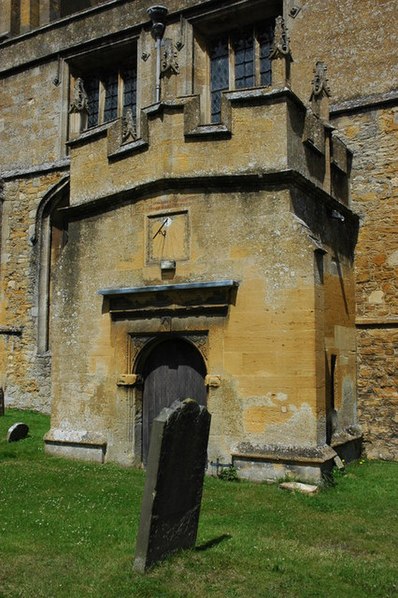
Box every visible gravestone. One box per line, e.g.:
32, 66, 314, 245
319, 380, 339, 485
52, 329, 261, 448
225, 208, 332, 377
7, 422, 29, 442
134, 398, 211, 572
0, 388, 4, 416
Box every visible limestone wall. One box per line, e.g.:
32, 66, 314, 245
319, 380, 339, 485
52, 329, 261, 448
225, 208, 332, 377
0, 173, 66, 412
357, 329, 398, 460
288, 0, 398, 460
0, 63, 65, 172
47, 185, 356, 466
289, 0, 398, 104
334, 105, 398, 459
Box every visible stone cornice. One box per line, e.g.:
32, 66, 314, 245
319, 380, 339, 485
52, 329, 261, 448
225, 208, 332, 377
331, 90, 398, 116
2, 159, 70, 181
62, 169, 358, 225
0, 0, 128, 48
0, 0, 232, 76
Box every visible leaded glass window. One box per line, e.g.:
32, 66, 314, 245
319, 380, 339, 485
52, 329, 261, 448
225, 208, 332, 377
79, 63, 137, 130
208, 20, 274, 124
259, 22, 274, 86
103, 72, 118, 122
233, 30, 254, 89
123, 67, 137, 116
210, 37, 229, 124
85, 75, 100, 128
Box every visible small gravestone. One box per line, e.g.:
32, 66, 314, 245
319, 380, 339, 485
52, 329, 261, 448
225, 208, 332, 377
134, 398, 211, 572
279, 481, 319, 495
7, 422, 29, 442
0, 388, 4, 416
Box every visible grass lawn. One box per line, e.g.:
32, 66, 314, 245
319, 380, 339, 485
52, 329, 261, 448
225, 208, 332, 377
0, 409, 397, 598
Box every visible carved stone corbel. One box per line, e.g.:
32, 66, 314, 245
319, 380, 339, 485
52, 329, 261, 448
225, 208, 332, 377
122, 107, 137, 143
69, 77, 88, 135
310, 61, 331, 119
117, 374, 143, 387
270, 16, 291, 60
205, 375, 221, 388
269, 16, 292, 87
311, 61, 331, 100
69, 77, 88, 113
160, 38, 179, 77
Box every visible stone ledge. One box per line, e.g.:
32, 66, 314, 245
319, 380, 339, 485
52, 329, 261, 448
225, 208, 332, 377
184, 124, 231, 139
45, 440, 107, 463
2, 159, 70, 181
44, 428, 106, 446
232, 443, 337, 464
331, 89, 398, 116
107, 139, 148, 161
225, 86, 304, 111
356, 317, 398, 328
62, 170, 358, 223
98, 280, 239, 318
67, 122, 110, 148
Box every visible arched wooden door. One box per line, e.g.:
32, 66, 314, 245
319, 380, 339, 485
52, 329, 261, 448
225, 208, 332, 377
142, 338, 207, 464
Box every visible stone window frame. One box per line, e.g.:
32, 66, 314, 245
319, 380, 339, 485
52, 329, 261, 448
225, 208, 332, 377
208, 22, 274, 123
82, 64, 137, 129
192, 2, 279, 124
67, 39, 138, 137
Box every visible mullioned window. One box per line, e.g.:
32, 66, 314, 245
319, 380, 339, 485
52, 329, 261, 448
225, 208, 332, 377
209, 22, 274, 122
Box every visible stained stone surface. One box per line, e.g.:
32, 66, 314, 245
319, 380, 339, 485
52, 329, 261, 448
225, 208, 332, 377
0, 388, 4, 416
7, 422, 29, 442
134, 398, 211, 572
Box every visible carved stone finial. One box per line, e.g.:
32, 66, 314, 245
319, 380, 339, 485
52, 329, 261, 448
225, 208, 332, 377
270, 16, 291, 59
311, 61, 331, 99
122, 107, 137, 143
160, 39, 179, 76
69, 77, 88, 113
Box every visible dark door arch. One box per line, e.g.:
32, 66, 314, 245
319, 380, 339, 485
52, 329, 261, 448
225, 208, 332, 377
141, 338, 207, 464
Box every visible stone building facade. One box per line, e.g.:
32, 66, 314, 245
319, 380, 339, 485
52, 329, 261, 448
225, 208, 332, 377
0, 0, 396, 478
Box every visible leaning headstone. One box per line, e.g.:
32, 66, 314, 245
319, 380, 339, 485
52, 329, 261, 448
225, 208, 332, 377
134, 398, 211, 572
7, 422, 29, 442
0, 388, 4, 416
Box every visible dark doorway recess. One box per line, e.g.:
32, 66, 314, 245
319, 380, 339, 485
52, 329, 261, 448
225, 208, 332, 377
142, 338, 207, 464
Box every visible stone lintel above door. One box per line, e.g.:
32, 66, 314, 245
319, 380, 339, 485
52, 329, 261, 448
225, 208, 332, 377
98, 280, 239, 318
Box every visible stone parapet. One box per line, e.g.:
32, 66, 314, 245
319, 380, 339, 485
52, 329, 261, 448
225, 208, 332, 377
67, 89, 351, 208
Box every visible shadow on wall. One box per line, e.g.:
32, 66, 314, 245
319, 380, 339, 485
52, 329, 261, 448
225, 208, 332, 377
290, 189, 359, 263
60, 0, 107, 18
